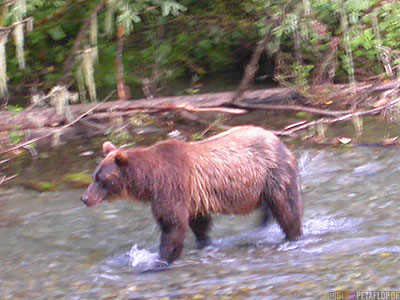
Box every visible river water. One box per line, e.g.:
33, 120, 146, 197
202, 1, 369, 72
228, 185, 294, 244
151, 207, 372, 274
0, 116, 400, 299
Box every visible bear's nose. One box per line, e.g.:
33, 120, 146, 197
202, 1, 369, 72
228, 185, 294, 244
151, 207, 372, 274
81, 195, 89, 206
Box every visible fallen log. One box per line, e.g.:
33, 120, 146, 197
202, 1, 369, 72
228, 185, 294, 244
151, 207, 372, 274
0, 87, 292, 131
0, 80, 398, 132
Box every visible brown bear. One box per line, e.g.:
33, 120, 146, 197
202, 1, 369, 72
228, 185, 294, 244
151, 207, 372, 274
81, 125, 303, 264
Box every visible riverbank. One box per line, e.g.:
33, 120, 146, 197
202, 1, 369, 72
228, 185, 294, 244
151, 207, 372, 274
1, 80, 399, 152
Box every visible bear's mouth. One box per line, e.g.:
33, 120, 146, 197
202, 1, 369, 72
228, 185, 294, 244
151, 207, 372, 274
86, 197, 105, 207
81, 193, 106, 207
81, 183, 108, 207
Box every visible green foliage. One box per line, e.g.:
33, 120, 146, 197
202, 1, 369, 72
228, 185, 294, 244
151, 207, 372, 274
106, 128, 133, 145
5, 105, 23, 116
129, 112, 154, 126
9, 131, 24, 145
46, 26, 66, 41
23, 180, 59, 191
114, 0, 186, 35
160, 1, 186, 17
292, 64, 314, 90
2, 0, 400, 103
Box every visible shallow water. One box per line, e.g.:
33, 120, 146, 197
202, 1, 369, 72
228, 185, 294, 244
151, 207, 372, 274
1, 121, 400, 299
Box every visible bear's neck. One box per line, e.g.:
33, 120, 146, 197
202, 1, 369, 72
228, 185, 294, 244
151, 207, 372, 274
122, 139, 191, 203
124, 148, 156, 202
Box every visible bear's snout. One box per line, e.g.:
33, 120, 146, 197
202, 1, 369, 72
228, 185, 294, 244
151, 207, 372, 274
80, 185, 105, 207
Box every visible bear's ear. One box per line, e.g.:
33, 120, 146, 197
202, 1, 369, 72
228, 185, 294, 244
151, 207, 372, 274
103, 141, 117, 154
114, 150, 128, 167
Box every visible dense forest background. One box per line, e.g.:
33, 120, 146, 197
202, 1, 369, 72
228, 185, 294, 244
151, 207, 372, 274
1, 0, 400, 106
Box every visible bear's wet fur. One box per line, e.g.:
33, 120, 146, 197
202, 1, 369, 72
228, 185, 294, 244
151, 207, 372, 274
81, 126, 303, 264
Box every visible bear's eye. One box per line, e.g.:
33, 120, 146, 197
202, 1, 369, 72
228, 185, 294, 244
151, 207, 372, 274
95, 174, 107, 188
99, 180, 107, 188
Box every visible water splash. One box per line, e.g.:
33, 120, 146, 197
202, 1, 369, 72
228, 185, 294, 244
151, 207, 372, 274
353, 162, 383, 176
128, 244, 168, 272
211, 216, 363, 253
303, 216, 363, 235
301, 236, 391, 255
298, 151, 340, 179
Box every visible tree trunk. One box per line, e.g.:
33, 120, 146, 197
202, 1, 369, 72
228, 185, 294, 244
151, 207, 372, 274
233, 20, 277, 103
115, 24, 131, 100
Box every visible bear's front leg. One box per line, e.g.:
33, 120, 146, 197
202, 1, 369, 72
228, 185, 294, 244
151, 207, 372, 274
158, 219, 188, 264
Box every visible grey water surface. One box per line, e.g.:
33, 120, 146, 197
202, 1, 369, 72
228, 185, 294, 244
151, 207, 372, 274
1, 121, 400, 299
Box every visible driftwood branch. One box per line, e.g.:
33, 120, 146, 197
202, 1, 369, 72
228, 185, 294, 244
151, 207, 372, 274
0, 91, 114, 156
0, 174, 17, 186
237, 103, 350, 117
0, 158, 12, 165
177, 111, 231, 131
283, 97, 400, 136
123, 104, 247, 115
85, 105, 246, 123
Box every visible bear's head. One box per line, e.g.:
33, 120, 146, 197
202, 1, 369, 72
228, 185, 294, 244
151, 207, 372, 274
81, 141, 129, 207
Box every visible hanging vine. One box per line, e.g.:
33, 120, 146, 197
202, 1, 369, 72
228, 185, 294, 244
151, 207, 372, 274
89, 14, 98, 47
0, 0, 32, 98
104, 0, 116, 37
12, 0, 27, 70
79, 47, 98, 102
12, 23, 25, 69
0, 30, 10, 98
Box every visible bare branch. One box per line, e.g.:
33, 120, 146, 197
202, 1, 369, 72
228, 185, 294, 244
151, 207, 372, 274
237, 103, 350, 117
0, 174, 17, 186
0, 17, 33, 33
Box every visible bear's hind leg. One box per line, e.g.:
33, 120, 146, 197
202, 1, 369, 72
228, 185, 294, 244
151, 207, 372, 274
189, 214, 212, 249
263, 186, 303, 241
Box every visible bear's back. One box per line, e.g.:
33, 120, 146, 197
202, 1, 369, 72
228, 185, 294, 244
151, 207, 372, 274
187, 126, 293, 215
192, 125, 277, 146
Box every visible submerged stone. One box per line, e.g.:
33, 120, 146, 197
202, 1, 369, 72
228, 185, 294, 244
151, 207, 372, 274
61, 172, 92, 188
22, 180, 59, 192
